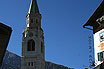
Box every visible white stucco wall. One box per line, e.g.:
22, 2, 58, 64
94, 29, 104, 66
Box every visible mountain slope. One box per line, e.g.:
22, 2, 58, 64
0, 51, 21, 69
45, 61, 71, 69
0, 51, 72, 69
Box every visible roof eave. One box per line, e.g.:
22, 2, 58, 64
83, 0, 104, 28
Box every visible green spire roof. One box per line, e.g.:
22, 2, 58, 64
28, 0, 39, 14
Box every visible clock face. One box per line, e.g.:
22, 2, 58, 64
29, 32, 33, 37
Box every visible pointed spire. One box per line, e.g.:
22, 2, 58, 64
28, 0, 40, 14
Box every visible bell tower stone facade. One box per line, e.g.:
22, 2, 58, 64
21, 0, 45, 69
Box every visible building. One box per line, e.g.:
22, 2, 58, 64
21, 0, 45, 69
83, 0, 104, 69
0, 23, 12, 66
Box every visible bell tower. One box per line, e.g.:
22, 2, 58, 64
21, 0, 45, 69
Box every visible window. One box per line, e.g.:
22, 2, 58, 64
28, 62, 34, 67
31, 62, 33, 66
41, 42, 44, 53
27, 39, 35, 51
28, 62, 31, 66
36, 19, 38, 23
98, 52, 104, 61
31, 19, 33, 23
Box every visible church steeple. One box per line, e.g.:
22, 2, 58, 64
21, 0, 45, 69
26, 0, 41, 28
28, 0, 40, 15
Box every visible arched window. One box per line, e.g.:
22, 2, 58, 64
27, 39, 35, 51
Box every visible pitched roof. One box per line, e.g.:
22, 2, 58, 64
0, 23, 12, 66
83, 0, 104, 33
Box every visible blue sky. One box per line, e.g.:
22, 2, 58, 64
0, 0, 103, 69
